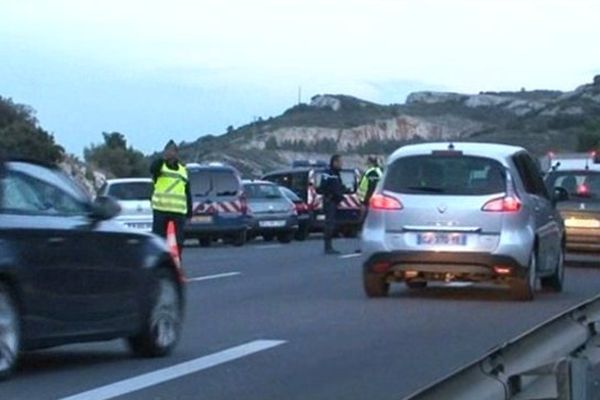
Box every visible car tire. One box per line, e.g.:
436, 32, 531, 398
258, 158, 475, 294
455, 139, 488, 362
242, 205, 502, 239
406, 280, 428, 289
232, 231, 246, 247
511, 251, 537, 301
363, 272, 390, 298
128, 273, 182, 358
263, 234, 274, 242
0, 283, 19, 380
277, 231, 293, 244
541, 245, 565, 292
199, 237, 211, 247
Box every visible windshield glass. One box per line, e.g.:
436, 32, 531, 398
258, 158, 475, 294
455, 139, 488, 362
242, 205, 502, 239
280, 186, 301, 202
384, 155, 506, 195
546, 171, 600, 199
189, 169, 240, 198
244, 183, 282, 199
107, 181, 152, 200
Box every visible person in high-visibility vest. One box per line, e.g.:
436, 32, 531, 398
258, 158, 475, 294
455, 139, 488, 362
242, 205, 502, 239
150, 140, 192, 256
357, 156, 383, 206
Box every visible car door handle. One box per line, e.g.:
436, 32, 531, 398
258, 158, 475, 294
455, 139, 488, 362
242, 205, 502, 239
47, 237, 66, 245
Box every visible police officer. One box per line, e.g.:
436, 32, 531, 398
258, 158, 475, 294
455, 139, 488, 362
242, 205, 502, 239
357, 156, 383, 207
150, 140, 192, 256
320, 154, 345, 255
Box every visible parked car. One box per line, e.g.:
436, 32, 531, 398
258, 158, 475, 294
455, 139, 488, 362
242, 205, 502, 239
262, 161, 362, 237
185, 163, 248, 247
361, 142, 565, 301
0, 159, 185, 379
279, 185, 311, 240
545, 168, 600, 253
98, 178, 153, 231
243, 180, 298, 243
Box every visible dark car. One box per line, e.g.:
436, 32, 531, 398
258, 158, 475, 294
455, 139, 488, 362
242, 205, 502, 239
262, 163, 362, 237
279, 185, 311, 240
243, 180, 298, 243
185, 163, 248, 247
546, 168, 600, 252
0, 159, 185, 379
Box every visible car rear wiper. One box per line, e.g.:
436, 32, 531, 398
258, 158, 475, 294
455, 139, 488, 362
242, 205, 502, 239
265, 194, 281, 199
405, 186, 446, 193
216, 191, 238, 196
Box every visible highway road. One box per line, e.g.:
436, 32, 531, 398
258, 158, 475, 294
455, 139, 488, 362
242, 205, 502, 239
2, 237, 600, 400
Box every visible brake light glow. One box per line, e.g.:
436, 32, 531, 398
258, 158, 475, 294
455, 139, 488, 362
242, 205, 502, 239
493, 266, 512, 275
370, 193, 403, 210
577, 184, 589, 195
482, 196, 521, 212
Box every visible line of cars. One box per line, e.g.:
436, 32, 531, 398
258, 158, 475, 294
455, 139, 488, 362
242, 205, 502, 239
101, 161, 364, 246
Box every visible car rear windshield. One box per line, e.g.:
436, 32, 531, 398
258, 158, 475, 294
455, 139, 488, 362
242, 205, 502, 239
189, 169, 240, 198
384, 155, 506, 195
546, 171, 600, 199
244, 183, 282, 199
107, 182, 153, 200
280, 186, 301, 202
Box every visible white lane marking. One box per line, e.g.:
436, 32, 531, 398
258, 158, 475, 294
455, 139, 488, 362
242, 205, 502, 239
339, 253, 362, 259
59, 340, 286, 400
187, 272, 241, 282
445, 282, 474, 288
254, 244, 283, 250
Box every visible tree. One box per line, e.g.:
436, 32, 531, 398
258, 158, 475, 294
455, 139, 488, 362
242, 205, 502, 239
84, 132, 148, 178
226, 125, 235, 134
0, 96, 63, 163
265, 136, 278, 150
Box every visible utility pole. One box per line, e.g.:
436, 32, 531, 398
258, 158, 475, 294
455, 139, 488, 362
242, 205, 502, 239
298, 86, 302, 105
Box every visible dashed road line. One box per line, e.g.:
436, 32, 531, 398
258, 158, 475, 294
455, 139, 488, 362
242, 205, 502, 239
254, 244, 283, 250
187, 272, 241, 282
58, 339, 287, 400
339, 253, 362, 259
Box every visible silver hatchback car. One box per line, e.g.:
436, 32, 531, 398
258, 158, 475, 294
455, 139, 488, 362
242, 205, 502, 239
361, 142, 565, 301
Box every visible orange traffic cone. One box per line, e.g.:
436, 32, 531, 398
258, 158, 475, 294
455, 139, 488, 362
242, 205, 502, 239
166, 221, 181, 269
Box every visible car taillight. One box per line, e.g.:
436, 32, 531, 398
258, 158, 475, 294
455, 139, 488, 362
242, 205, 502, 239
240, 196, 248, 215
482, 196, 521, 212
295, 203, 308, 213
370, 193, 403, 210
577, 184, 589, 195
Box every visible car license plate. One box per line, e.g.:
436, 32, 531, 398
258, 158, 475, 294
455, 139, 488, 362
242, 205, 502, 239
417, 232, 467, 246
565, 218, 600, 228
259, 220, 286, 228
192, 215, 213, 224
316, 214, 326, 221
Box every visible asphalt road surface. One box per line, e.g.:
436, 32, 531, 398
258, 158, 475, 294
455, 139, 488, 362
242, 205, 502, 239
2, 237, 600, 400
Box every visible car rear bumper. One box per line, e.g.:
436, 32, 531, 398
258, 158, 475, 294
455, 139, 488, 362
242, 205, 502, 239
363, 251, 527, 282
248, 215, 298, 234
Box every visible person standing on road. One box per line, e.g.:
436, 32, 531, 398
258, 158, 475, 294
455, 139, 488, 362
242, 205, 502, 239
357, 156, 383, 207
150, 140, 193, 257
320, 154, 345, 255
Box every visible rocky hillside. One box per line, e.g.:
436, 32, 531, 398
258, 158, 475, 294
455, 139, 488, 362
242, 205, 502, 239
176, 76, 600, 177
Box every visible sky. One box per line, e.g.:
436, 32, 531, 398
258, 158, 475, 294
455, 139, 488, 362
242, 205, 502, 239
1, 0, 600, 155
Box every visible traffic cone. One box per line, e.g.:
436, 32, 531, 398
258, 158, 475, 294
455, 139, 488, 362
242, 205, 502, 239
166, 221, 181, 269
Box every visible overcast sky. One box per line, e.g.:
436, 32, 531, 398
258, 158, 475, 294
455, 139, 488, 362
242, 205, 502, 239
1, 0, 599, 155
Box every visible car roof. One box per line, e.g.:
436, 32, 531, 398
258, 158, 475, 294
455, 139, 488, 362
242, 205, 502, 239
186, 163, 238, 173
387, 142, 525, 164
242, 179, 275, 185
263, 167, 356, 176
106, 178, 152, 184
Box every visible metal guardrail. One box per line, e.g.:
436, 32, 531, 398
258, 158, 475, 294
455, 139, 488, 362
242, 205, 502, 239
404, 294, 600, 400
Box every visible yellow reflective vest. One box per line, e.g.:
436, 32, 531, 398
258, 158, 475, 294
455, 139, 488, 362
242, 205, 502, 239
151, 162, 189, 214
357, 166, 383, 202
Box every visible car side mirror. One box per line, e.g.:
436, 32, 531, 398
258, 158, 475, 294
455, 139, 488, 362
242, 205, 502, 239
553, 187, 569, 204
90, 196, 121, 221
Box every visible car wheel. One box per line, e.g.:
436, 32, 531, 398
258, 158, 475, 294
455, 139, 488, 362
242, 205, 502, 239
294, 227, 309, 241
232, 231, 246, 247
0, 283, 20, 380
406, 280, 427, 289
128, 273, 182, 357
263, 234, 274, 242
199, 237, 211, 247
363, 272, 390, 298
541, 245, 565, 292
511, 251, 537, 301
277, 231, 293, 244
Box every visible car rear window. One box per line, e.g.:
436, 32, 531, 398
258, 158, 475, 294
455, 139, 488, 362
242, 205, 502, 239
189, 169, 240, 198
280, 186, 301, 202
384, 155, 506, 195
244, 183, 282, 199
107, 182, 153, 200
546, 171, 600, 199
